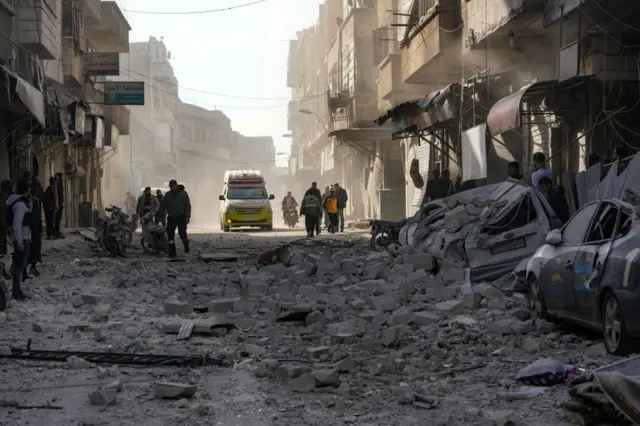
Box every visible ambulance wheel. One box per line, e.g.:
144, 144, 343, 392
266, 225, 273, 231
223, 225, 230, 232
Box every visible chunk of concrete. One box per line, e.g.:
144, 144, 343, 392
290, 372, 316, 392
88, 390, 116, 406
388, 307, 413, 326
369, 294, 397, 312
208, 298, 240, 314
276, 364, 311, 379
438, 260, 465, 283
312, 369, 340, 387
306, 346, 331, 359
81, 293, 102, 305
67, 356, 92, 370
461, 282, 481, 309
154, 382, 197, 399
402, 254, 435, 271
334, 357, 356, 373
473, 283, 503, 299
261, 263, 288, 279
433, 300, 463, 319
164, 299, 192, 315
380, 325, 409, 347
412, 311, 439, 325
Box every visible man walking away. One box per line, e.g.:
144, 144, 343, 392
6, 181, 32, 300
321, 186, 331, 228
334, 182, 348, 232
43, 177, 57, 240
137, 187, 159, 220
530, 152, 554, 189
155, 189, 166, 226
308, 182, 322, 235
0, 180, 13, 279
508, 161, 522, 180
159, 180, 191, 257
25, 190, 42, 278
300, 189, 321, 237
539, 177, 570, 224
323, 188, 339, 233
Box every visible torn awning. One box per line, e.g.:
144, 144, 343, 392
15, 75, 45, 127
487, 75, 592, 136
328, 127, 392, 141
374, 84, 458, 139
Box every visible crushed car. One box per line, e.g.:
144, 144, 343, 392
398, 179, 561, 282
522, 190, 640, 355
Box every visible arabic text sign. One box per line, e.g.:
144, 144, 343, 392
104, 81, 145, 106
86, 52, 120, 76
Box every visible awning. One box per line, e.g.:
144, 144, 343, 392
374, 84, 458, 139
0, 64, 46, 126
487, 75, 592, 136
328, 127, 391, 141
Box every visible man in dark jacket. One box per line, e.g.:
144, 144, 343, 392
53, 173, 64, 238
0, 180, 13, 279
300, 189, 322, 237
539, 176, 570, 224
137, 187, 160, 219
334, 182, 348, 232
308, 182, 322, 235
43, 177, 57, 239
159, 180, 191, 257
24, 192, 42, 278
155, 189, 166, 226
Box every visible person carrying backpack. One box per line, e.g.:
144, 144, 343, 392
6, 181, 32, 300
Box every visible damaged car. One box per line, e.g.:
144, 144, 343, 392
524, 196, 640, 355
399, 179, 560, 282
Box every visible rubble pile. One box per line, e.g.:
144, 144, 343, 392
0, 234, 625, 425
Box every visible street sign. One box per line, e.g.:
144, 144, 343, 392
86, 52, 120, 75
104, 81, 145, 105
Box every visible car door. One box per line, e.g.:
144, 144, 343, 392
573, 202, 628, 323
539, 202, 600, 316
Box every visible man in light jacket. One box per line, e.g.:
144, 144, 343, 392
6, 181, 32, 300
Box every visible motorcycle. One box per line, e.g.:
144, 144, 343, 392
140, 212, 169, 254
96, 213, 126, 256
369, 219, 407, 252
104, 205, 134, 244
283, 208, 299, 228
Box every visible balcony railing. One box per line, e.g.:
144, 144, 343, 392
0, 33, 44, 90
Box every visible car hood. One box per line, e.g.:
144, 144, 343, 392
226, 199, 271, 207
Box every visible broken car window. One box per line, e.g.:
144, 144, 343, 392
561, 202, 598, 245
482, 196, 537, 236
616, 209, 632, 238
585, 203, 618, 243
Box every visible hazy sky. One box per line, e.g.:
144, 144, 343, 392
117, 0, 325, 167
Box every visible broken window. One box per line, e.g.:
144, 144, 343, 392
482, 196, 538, 236
585, 202, 618, 243
617, 209, 632, 238
562, 202, 598, 245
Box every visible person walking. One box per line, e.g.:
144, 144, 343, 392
136, 187, 160, 220
42, 177, 57, 240
155, 189, 166, 226
321, 186, 331, 229
53, 173, 64, 238
6, 181, 32, 301
300, 189, 322, 237
0, 180, 13, 279
25, 190, 43, 278
323, 188, 339, 233
334, 182, 348, 232
530, 152, 554, 189
159, 180, 191, 257
308, 182, 322, 235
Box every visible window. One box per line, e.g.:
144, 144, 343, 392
561, 202, 598, 245
482, 196, 538, 236
226, 187, 267, 200
618, 210, 632, 238
585, 203, 618, 243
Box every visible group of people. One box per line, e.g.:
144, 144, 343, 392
128, 180, 191, 257
288, 182, 348, 237
0, 174, 64, 301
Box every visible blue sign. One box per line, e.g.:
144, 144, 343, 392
104, 81, 145, 106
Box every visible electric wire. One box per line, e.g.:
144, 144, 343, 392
122, 0, 267, 15
589, 0, 640, 34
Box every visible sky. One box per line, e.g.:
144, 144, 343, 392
116, 0, 325, 168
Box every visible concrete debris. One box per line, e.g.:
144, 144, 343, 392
154, 382, 198, 399
312, 368, 340, 387
290, 372, 316, 393
88, 390, 116, 406
67, 356, 92, 370
164, 298, 193, 315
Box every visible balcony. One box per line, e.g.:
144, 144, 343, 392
378, 53, 430, 103
463, 0, 548, 64
400, 0, 461, 85
61, 37, 83, 87
17, 0, 58, 60
86, 1, 130, 53
73, 0, 100, 24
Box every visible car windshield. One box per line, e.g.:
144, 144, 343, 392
227, 187, 267, 199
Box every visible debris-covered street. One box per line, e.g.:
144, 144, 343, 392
1, 227, 635, 426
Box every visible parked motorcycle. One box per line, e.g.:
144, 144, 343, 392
140, 212, 169, 254
283, 209, 299, 228
369, 219, 407, 252
105, 205, 134, 244
96, 213, 126, 256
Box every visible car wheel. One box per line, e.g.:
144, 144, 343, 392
528, 276, 547, 320
223, 225, 230, 232
602, 292, 637, 355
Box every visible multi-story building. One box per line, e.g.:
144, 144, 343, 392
375, 0, 640, 217
115, 36, 179, 196
0, 0, 131, 227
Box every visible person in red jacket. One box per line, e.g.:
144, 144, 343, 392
43, 177, 57, 240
